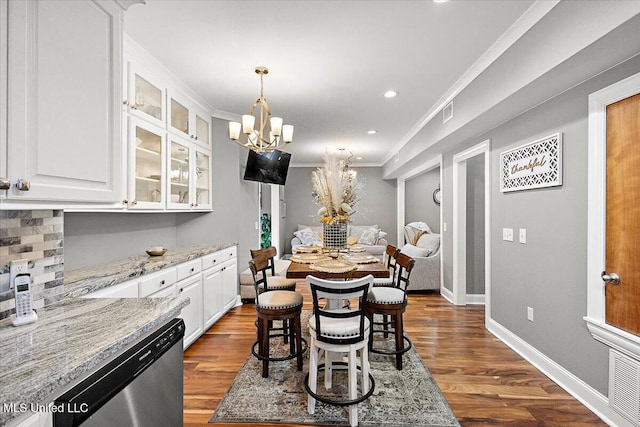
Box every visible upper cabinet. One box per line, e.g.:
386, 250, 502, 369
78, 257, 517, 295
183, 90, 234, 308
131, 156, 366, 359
123, 59, 166, 130
168, 89, 211, 148
122, 38, 213, 212
2, 0, 127, 205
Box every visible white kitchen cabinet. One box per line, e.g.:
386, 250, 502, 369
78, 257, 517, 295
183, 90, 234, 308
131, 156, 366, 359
167, 89, 212, 148
221, 259, 239, 311
126, 117, 166, 210
177, 275, 204, 349
202, 246, 238, 328
3, 0, 125, 205
8, 411, 52, 427
166, 135, 212, 211
202, 265, 224, 329
123, 57, 166, 129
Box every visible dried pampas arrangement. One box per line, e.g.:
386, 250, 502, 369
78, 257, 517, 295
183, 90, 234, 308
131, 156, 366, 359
311, 152, 362, 224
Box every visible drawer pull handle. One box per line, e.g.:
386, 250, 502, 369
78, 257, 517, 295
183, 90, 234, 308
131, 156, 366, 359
160, 280, 165, 285
190, 268, 195, 272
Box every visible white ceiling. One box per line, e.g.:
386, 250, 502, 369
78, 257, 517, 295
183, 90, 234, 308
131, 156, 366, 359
124, 0, 535, 166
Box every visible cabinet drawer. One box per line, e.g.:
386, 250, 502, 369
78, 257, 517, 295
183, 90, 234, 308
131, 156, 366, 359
177, 259, 201, 281
201, 247, 237, 270
139, 268, 177, 297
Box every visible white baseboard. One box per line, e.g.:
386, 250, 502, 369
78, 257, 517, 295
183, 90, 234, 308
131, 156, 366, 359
441, 286, 454, 303
466, 293, 485, 305
487, 318, 634, 427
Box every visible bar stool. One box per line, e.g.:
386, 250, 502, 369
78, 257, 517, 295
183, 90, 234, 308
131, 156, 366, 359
373, 244, 399, 287
304, 274, 375, 427
365, 252, 415, 370
250, 246, 297, 292
249, 256, 306, 378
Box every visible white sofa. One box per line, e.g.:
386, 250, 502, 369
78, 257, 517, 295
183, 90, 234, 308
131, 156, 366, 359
400, 224, 441, 292
291, 224, 388, 259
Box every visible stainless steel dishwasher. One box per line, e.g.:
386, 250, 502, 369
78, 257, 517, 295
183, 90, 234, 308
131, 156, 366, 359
53, 318, 185, 427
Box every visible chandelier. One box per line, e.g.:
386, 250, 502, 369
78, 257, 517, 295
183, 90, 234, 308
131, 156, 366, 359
228, 66, 293, 153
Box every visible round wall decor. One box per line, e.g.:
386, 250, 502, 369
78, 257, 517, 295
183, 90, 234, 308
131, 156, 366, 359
433, 187, 441, 205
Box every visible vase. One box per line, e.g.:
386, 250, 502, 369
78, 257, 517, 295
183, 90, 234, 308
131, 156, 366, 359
323, 220, 347, 250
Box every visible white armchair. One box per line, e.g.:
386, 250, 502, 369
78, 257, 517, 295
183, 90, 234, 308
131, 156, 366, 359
400, 224, 440, 292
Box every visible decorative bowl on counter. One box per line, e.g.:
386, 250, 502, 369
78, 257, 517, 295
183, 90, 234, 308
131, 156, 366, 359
146, 247, 167, 256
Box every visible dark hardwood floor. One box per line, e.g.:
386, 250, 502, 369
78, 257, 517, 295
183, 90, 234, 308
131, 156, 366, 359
183, 284, 606, 426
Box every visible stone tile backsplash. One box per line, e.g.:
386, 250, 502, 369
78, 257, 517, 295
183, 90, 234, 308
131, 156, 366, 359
0, 210, 64, 319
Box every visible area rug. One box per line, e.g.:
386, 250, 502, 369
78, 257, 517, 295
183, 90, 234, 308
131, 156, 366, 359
210, 311, 459, 426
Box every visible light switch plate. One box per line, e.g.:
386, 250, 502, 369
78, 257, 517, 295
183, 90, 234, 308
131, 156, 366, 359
502, 228, 513, 242
519, 228, 527, 244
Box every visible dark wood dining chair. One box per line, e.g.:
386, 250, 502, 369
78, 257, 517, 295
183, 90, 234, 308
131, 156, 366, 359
373, 244, 399, 287
365, 252, 415, 370
248, 255, 306, 378
250, 246, 297, 292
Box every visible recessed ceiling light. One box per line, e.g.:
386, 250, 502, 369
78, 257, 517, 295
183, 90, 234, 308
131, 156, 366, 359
433, 0, 448, 3
356, 156, 363, 160
367, 130, 378, 135
383, 90, 398, 98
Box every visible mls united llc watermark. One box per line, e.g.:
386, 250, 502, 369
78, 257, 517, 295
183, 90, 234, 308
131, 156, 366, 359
2, 402, 89, 414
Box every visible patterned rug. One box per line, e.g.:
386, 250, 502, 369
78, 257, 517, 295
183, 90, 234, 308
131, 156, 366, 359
209, 310, 459, 426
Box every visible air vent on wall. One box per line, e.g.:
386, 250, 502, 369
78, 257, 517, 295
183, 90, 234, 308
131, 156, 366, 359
443, 101, 453, 124
609, 349, 640, 426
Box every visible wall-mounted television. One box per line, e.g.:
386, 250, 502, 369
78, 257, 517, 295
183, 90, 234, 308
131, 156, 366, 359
243, 149, 291, 186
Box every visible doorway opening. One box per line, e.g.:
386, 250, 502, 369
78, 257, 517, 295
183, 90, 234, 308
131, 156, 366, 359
452, 140, 490, 312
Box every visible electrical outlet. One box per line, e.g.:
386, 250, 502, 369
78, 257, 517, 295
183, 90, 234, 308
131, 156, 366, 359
519, 228, 527, 244
527, 306, 534, 322
11, 259, 28, 275
502, 228, 513, 242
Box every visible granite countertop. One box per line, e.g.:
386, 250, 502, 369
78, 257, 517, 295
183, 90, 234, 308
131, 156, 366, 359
0, 243, 236, 425
0, 296, 188, 425
64, 242, 236, 298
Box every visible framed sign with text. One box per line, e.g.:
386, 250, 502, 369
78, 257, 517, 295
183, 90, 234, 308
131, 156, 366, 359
500, 133, 562, 192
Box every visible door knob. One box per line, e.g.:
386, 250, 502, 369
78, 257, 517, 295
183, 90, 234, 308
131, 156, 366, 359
0, 177, 9, 190
601, 271, 620, 285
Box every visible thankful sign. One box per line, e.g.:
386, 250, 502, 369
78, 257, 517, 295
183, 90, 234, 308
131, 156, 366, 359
500, 133, 562, 192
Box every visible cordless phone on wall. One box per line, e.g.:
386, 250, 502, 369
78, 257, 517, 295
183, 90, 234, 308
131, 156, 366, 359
11, 259, 38, 326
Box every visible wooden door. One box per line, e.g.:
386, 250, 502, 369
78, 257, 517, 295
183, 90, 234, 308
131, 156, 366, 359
605, 92, 640, 335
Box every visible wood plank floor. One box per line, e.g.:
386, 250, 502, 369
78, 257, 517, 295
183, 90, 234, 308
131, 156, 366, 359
184, 284, 606, 426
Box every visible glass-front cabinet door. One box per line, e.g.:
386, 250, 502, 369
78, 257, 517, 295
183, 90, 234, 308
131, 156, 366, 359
194, 110, 211, 147
167, 136, 191, 210
129, 118, 165, 209
167, 89, 212, 148
193, 148, 211, 210
124, 60, 165, 129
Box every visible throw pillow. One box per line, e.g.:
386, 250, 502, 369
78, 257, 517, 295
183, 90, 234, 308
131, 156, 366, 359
294, 228, 322, 246
346, 235, 359, 246
350, 224, 379, 238
400, 243, 430, 258
376, 231, 388, 244
358, 228, 380, 246
416, 233, 440, 254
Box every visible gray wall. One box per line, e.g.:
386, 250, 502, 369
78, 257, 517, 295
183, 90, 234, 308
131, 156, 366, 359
465, 156, 484, 295
437, 56, 640, 396
283, 166, 396, 254
65, 117, 259, 276
405, 168, 440, 234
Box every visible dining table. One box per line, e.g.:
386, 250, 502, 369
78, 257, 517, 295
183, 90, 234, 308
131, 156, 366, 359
285, 254, 390, 280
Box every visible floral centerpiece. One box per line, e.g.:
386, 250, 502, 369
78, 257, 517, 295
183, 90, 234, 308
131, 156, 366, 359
311, 152, 362, 248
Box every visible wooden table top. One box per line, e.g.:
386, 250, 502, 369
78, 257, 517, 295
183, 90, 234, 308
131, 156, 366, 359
286, 260, 390, 280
